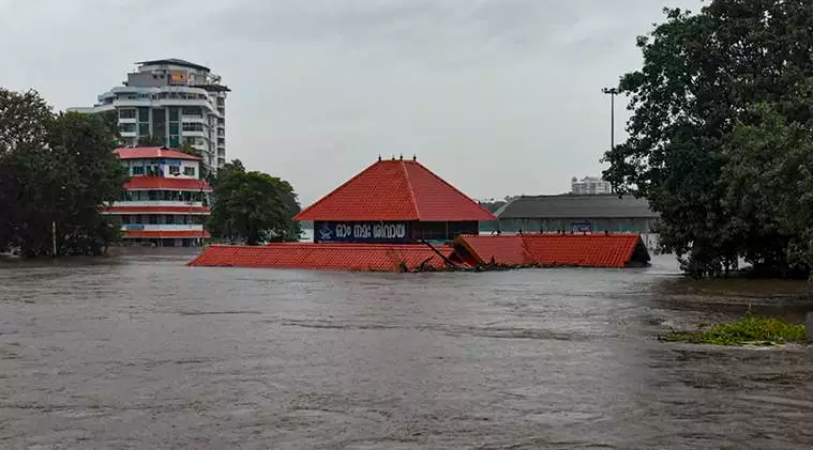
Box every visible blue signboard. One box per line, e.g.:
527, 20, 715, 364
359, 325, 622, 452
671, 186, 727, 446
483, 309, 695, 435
571, 221, 592, 233
315, 221, 410, 243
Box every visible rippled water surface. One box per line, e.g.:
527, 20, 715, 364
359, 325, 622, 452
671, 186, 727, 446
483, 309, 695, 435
0, 251, 811, 449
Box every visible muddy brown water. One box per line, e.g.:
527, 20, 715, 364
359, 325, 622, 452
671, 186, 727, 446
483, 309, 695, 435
0, 251, 811, 449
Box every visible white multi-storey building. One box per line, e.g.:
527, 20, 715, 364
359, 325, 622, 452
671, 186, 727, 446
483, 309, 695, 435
103, 147, 212, 247
69, 58, 229, 173
570, 176, 613, 195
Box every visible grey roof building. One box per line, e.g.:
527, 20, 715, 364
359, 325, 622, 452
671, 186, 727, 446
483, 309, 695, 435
494, 194, 659, 234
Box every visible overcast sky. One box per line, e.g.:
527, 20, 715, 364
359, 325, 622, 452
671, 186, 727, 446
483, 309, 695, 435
1, 0, 705, 205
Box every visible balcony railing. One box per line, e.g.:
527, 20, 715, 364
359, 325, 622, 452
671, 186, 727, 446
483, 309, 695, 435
122, 224, 205, 231
113, 201, 204, 207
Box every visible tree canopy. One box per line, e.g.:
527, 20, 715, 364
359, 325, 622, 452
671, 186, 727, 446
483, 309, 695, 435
208, 160, 301, 244
603, 0, 812, 278
0, 88, 128, 256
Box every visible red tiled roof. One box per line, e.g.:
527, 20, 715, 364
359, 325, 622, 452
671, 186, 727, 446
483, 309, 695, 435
125, 176, 212, 191
455, 235, 532, 265
103, 206, 210, 214
294, 159, 496, 222
114, 147, 203, 161
188, 243, 454, 272
124, 230, 210, 238
455, 233, 648, 268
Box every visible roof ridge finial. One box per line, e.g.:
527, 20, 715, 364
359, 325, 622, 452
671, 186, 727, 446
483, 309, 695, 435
399, 153, 403, 160
391, 154, 395, 160
412, 154, 416, 161
378, 154, 381, 162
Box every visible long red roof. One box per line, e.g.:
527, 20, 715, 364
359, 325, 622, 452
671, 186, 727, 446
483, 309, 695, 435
188, 243, 453, 272
114, 147, 203, 161
454, 233, 648, 268
295, 159, 496, 222
125, 176, 212, 191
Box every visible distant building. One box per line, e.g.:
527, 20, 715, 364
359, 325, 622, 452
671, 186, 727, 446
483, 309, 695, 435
102, 147, 212, 247
494, 194, 660, 248
571, 176, 612, 195
69, 58, 229, 172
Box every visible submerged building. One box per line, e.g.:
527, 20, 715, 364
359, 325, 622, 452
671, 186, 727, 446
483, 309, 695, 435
188, 158, 651, 271
294, 156, 496, 243
68, 58, 229, 172
103, 147, 212, 247
494, 194, 660, 248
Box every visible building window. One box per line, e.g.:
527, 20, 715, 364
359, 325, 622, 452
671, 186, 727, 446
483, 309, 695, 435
138, 123, 150, 136
169, 165, 180, 175
169, 123, 179, 135
119, 123, 136, 133
183, 167, 195, 176
181, 107, 202, 116
132, 166, 144, 175
182, 122, 204, 132
169, 108, 179, 121
169, 135, 180, 147
138, 107, 149, 122
119, 109, 136, 119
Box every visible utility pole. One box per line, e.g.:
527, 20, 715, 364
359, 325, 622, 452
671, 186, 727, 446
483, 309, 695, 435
601, 87, 620, 151
52, 220, 57, 257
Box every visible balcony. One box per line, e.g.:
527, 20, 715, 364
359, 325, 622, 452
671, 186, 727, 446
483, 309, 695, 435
113, 200, 204, 208
122, 224, 205, 231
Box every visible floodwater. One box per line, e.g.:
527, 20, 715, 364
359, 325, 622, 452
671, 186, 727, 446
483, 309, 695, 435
0, 251, 811, 449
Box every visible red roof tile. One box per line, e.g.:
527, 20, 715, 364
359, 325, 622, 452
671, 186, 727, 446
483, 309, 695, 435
188, 243, 453, 272
124, 230, 210, 238
454, 234, 533, 265
125, 176, 212, 191
103, 206, 210, 214
114, 147, 203, 161
294, 159, 496, 222
455, 233, 648, 268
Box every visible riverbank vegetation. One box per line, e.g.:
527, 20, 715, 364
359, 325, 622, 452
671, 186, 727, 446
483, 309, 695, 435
208, 160, 301, 244
660, 315, 808, 346
0, 89, 127, 257
603, 0, 812, 279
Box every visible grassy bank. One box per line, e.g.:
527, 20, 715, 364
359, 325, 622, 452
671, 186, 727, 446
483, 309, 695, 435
660, 315, 808, 346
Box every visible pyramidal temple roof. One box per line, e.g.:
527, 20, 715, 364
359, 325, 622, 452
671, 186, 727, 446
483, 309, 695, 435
294, 158, 496, 222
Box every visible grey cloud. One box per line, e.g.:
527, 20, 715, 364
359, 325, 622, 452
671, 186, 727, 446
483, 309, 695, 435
1, 0, 707, 204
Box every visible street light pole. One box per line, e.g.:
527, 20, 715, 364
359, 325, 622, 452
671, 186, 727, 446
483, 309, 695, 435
601, 87, 620, 152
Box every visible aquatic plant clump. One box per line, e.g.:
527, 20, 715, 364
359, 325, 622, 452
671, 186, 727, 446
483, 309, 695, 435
660, 315, 807, 346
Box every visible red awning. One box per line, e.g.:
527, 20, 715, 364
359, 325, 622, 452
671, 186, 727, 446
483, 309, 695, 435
114, 147, 203, 161
124, 176, 212, 191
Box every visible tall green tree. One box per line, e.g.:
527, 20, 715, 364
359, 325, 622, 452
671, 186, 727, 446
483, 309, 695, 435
208, 159, 301, 244
602, 0, 812, 278
0, 88, 127, 256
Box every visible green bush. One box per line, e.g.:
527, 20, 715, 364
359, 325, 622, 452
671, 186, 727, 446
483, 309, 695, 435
661, 315, 807, 346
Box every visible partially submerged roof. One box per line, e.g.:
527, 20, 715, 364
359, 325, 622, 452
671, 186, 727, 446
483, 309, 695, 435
295, 158, 496, 222
114, 147, 202, 161
454, 233, 650, 268
188, 243, 454, 272
135, 58, 210, 72
495, 194, 658, 219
